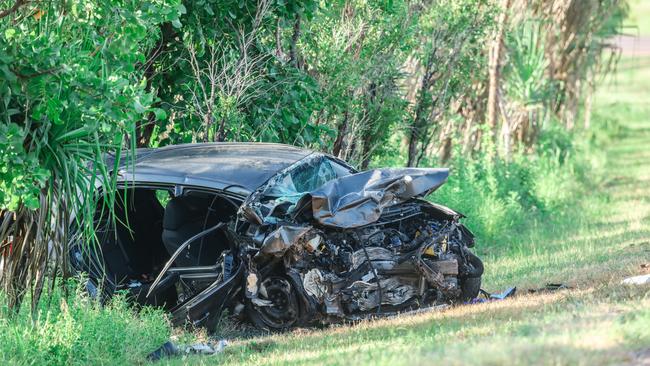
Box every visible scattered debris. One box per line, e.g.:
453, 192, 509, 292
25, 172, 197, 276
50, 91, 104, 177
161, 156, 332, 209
528, 283, 571, 293
147, 340, 229, 361
489, 287, 517, 300
466, 283, 575, 305
185, 340, 229, 355
147, 341, 179, 361
468, 287, 517, 304
621, 274, 650, 285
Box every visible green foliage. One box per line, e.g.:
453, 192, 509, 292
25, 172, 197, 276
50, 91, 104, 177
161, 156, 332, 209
0, 123, 49, 210
504, 20, 554, 107
403, 0, 495, 166
246, 65, 328, 145
0, 280, 170, 366
425, 121, 602, 247
0, 0, 184, 211
0, 0, 184, 309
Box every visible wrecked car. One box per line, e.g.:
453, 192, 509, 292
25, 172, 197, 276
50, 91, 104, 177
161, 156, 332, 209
70, 143, 483, 330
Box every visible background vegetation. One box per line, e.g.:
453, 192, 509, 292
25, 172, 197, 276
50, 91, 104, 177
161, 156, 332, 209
1, 0, 646, 365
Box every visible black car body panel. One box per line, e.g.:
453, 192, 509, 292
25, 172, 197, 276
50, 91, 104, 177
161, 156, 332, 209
72, 142, 483, 330
109, 142, 314, 194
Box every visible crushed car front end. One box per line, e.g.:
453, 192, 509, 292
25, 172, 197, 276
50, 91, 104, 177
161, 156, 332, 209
233, 164, 483, 329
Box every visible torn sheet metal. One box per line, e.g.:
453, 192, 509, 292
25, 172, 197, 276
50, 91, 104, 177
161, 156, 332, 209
348, 277, 417, 311
257, 225, 311, 257
303, 268, 328, 300
293, 168, 449, 228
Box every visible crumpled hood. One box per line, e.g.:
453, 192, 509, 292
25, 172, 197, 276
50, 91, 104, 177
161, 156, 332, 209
292, 168, 449, 228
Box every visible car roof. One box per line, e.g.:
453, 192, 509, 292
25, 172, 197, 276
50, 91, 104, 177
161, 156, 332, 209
112, 142, 314, 194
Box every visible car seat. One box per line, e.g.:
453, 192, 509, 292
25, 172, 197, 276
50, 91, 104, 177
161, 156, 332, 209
162, 196, 225, 266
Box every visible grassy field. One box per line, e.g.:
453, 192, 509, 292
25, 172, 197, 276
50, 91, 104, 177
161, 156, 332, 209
161, 56, 650, 366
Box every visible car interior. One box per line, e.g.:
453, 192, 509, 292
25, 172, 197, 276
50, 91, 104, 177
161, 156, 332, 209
87, 186, 241, 307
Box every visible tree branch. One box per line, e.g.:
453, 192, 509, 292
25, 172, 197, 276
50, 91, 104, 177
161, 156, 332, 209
11, 66, 61, 79
0, 0, 28, 20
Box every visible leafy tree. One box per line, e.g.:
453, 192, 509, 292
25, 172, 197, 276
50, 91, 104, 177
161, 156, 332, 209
0, 0, 183, 311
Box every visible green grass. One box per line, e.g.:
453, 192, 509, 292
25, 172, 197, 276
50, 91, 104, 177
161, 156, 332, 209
0, 282, 171, 365
156, 61, 650, 365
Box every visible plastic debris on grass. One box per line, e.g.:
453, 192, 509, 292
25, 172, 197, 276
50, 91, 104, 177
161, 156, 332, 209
621, 274, 650, 285
467, 283, 573, 305
467, 287, 517, 304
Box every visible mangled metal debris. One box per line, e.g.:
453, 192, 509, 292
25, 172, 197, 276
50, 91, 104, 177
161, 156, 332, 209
70, 143, 484, 331
147, 340, 229, 361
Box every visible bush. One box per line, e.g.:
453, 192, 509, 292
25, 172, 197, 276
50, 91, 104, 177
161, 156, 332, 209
413, 122, 604, 251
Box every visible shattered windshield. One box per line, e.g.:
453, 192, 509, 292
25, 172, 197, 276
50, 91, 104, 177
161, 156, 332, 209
264, 154, 353, 201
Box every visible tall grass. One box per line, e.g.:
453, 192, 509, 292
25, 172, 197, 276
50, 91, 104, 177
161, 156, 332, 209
0, 279, 170, 366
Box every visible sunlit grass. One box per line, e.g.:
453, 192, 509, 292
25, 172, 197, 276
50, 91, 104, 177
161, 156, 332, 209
165, 285, 649, 366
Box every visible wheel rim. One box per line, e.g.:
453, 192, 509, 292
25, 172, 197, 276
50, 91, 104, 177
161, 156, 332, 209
254, 276, 300, 329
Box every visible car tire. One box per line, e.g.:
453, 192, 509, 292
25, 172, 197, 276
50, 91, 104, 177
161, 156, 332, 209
460, 275, 482, 301
459, 249, 483, 301
245, 275, 302, 331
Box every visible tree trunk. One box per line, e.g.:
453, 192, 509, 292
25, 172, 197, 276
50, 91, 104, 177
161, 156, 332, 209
215, 116, 226, 142
332, 110, 350, 158
289, 13, 301, 67
486, 0, 512, 144
275, 17, 285, 60
407, 58, 434, 167
359, 82, 379, 170
406, 128, 419, 167
136, 22, 176, 147
439, 135, 453, 164
407, 100, 428, 167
